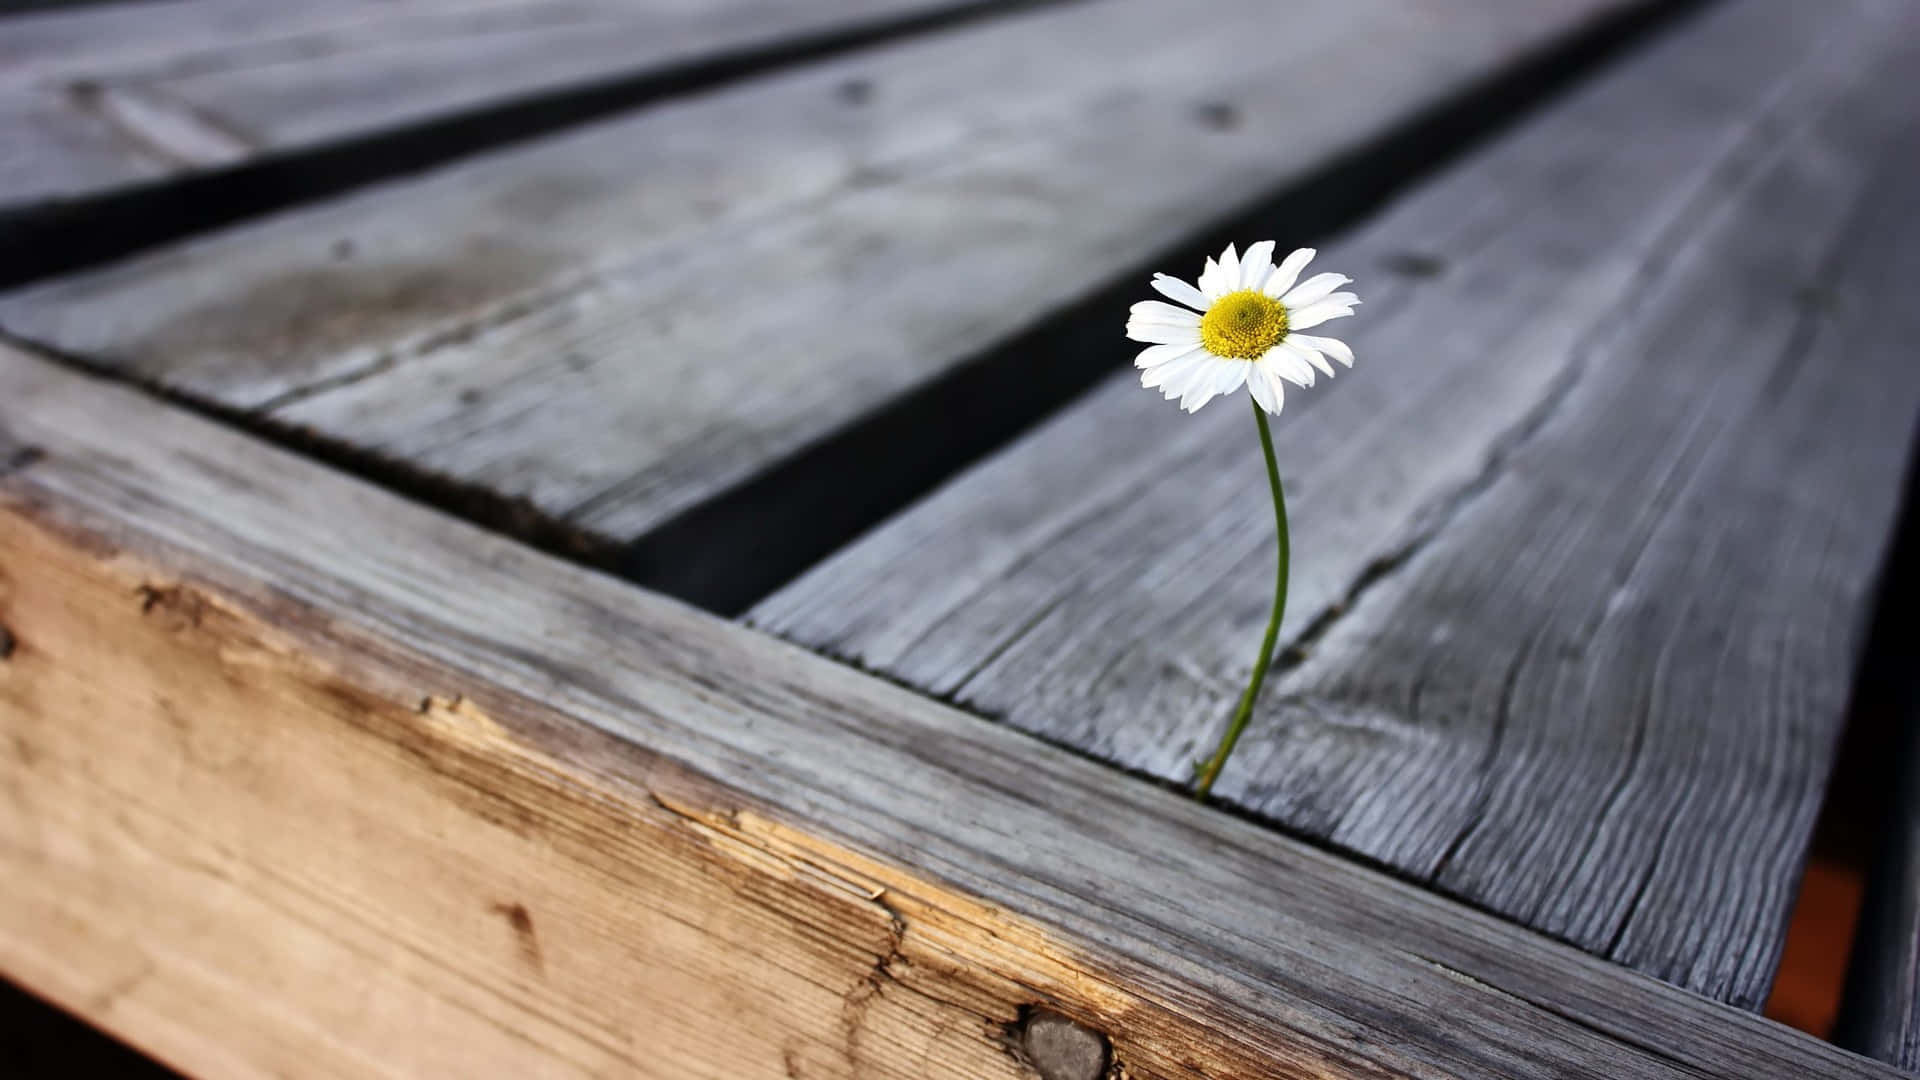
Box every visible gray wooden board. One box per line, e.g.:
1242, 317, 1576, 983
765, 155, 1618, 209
0, 342, 1910, 1080
0, 0, 1642, 545
0, 0, 1002, 211
751, 0, 1920, 1009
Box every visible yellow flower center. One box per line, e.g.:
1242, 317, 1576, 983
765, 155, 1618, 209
1199, 289, 1289, 360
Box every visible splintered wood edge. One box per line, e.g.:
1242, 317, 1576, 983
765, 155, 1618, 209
0, 349, 1899, 1079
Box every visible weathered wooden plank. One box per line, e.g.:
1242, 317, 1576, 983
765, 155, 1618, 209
0, 344, 1903, 1080
0, 0, 1005, 212
0, 0, 1651, 600
752, 0, 1920, 1009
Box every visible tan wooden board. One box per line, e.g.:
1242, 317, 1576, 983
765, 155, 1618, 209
0, 341, 1904, 1078
752, 0, 1920, 1009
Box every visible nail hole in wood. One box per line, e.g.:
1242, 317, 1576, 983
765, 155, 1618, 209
1014, 1008, 1110, 1080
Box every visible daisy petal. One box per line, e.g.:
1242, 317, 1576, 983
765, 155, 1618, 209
1150, 274, 1210, 312
1198, 257, 1226, 300
1281, 272, 1352, 309
1288, 300, 1357, 330
1240, 241, 1275, 293
1246, 361, 1281, 414
1193, 361, 1250, 412
1178, 356, 1240, 412
1135, 342, 1204, 370
1218, 243, 1241, 292
1264, 365, 1293, 415
1129, 300, 1202, 326
1143, 348, 1212, 389
1217, 358, 1251, 396
1285, 338, 1336, 378
1127, 321, 1204, 345
1290, 333, 1353, 367
1259, 347, 1316, 388
1262, 247, 1315, 298
1156, 356, 1212, 400
1154, 363, 1201, 397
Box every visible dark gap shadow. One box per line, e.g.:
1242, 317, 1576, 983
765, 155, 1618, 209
1827, 416, 1920, 1058
0, 976, 183, 1079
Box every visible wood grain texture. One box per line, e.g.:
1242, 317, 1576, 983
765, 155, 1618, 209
753, 0, 1920, 1009
0, 0, 1641, 547
0, 344, 1905, 1080
0, 0, 1003, 211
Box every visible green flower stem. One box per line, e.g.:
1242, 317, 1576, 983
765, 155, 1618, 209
1194, 396, 1290, 799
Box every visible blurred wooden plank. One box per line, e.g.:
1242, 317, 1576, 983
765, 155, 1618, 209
0, 0, 1650, 605
0, 344, 1904, 1080
0, 0, 1008, 214
752, 0, 1920, 1008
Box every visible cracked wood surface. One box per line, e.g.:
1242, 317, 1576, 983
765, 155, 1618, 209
0, 345, 1905, 1080
752, 0, 1920, 1010
0, 0, 1641, 557
0, 0, 1000, 214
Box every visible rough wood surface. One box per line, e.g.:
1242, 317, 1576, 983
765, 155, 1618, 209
753, 0, 1920, 1010
0, 0, 1001, 212
0, 344, 1904, 1080
0, 0, 1643, 562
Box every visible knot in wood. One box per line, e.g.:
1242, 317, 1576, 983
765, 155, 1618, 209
1019, 1009, 1110, 1080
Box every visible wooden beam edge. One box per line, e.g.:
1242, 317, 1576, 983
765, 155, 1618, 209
0, 347, 1899, 1078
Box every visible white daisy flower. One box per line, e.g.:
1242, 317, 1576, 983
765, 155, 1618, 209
1125, 241, 1359, 414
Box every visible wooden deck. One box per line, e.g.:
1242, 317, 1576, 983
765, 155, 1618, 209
3, 0, 1918, 1076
